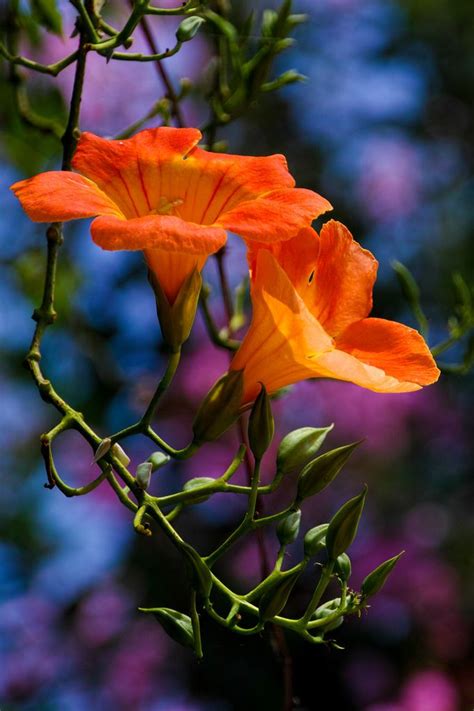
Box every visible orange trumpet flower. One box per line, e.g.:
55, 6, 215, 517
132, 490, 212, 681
11, 127, 331, 305
231, 220, 440, 404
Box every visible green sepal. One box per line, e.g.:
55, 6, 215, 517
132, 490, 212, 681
248, 384, 274, 459
303, 523, 328, 557
326, 487, 367, 560
139, 607, 194, 649
258, 568, 300, 621
147, 451, 170, 472
276, 509, 301, 545
181, 543, 213, 599
296, 441, 361, 502
334, 553, 352, 582
148, 267, 202, 350
192, 369, 244, 444
276, 425, 334, 476
361, 552, 404, 599
176, 16, 205, 42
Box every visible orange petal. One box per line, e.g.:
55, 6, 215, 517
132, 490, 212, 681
90, 214, 227, 255
308, 220, 378, 336
332, 318, 440, 390
144, 248, 207, 305
72, 128, 202, 218
231, 250, 333, 405
219, 189, 332, 242
10, 172, 123, 222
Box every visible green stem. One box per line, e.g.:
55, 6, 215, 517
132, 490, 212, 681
141, 348, 181, 426
190, 590, 203, 659
301, 561, 335, 624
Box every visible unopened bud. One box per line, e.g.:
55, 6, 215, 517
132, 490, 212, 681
192, 369, 244, 444
296, 441, 361, 503
334, 553, 352, 582
258, 568, 300, 621
94, 437, 112, 462
248, 384, 274, 459
111, 443, 131, 467
303, 523, 328, 557
276, 509, 301, 545
176, 16, 205, 43
135, 461, 153, 490
361, 552, 404, 599
276, 425, 333, 476
326, 487, 367, 560
139, 607, 195, 650
183, 477, 215, 503
147, 451, 170, 472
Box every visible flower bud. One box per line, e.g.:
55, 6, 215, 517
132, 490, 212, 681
181, 542, 213, 598
334, 553, 352, 582
276, 509, 301, 545
135, 461, 153, 490
148, 267, 202, 350
248, 384, 274, 459
361, 552, 404, 599
192, 369, 244, 444
111, 443, 131, 467
147, 451, 170, 472
139, 607, 194, 649
276, 425, 333, 476
94, 437, 112, 462
176, 16, 205, 43
326, 487, 367, 560
314, 606, 344, 632
183, 477, 215, 503
258, 568, 300, 621
303, 523, 328, 557
296, 441, 361, 503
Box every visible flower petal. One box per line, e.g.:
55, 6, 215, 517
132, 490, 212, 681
10, 172, 123, 222
332, 318, 440, 390
91, 214, 227, 255
231, 249, 333, 404
219, 189, 332, 242
72, 127, 202, 218
309, 220, 378, 336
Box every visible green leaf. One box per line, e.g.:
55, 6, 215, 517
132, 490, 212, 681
276, 425, 334, 476
326, 487, 367, 560
258, 568, 300, 621
361, 552, 404, 598
140, 607, 194, 649
248, 384, 274, 459
30, 0, 63, 36
296, 441, 361, 502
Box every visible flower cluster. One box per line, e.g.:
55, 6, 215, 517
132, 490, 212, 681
11, 126, 439, 410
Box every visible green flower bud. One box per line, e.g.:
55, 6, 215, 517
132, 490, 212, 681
276, 509, 301, 545
276, 425, 334, 476
139, 607, 194, 649
183, 477, 215, 503
303, 523, 328, 557
192, 370, 244, 444
176, 16, 205, 43
296, 441, 361, 502
111, 443, 131, 467
148, 267, 202, 350
361, 552, 404, 599
248, 384, 274, 459
334, 553, 352, 582
135, 461, 153, 490
181, 542, 213, 599
94, 437, 112, 462
326, 487, 367, 560
147, 451, 170, 472
258, 568, 300, 621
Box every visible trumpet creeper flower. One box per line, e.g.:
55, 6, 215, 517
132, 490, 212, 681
232, 220, 440, 404
11, 127, 331, 304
